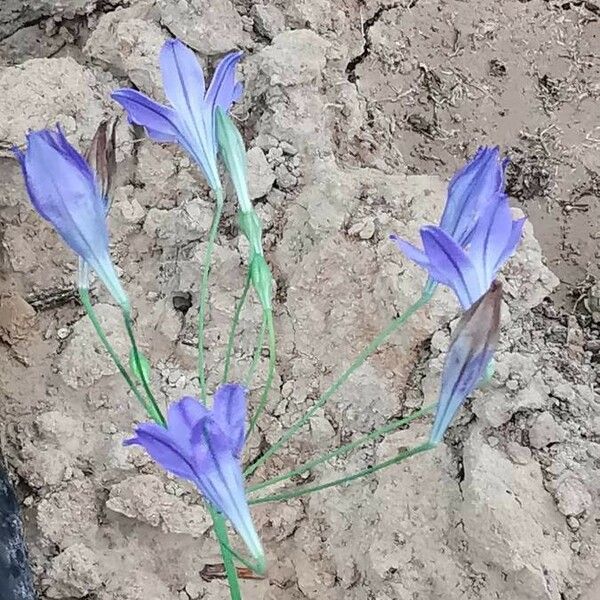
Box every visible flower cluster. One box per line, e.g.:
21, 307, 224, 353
13, 33, 526, 587
392, 147, 524, 444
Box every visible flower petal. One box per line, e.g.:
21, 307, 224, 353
420, 226, 481, 309
441, 146, 504, 244
212, 383, 247, 458
429, 282, 502, 445
190, 417, 263, 561
166, 396, 209, 455
124, 423, 196, 481
205, 51, 244, 111
389, 233, 429, 268
494, 216, 526, 274
160, 39, 206, 115
112, 89, 181, 143
469, 193, 513, 283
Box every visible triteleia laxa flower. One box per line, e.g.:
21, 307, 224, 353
391, 147, 507, 267
124, 384, 264, 567
397, 192, 525, 309
429, 281, 502, 446
13, 126, 129, 310
112, 38, 243, 192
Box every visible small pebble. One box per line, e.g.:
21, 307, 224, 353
506, 378, 519, 391
56, 327, 70, 339
506, 441, 531, 465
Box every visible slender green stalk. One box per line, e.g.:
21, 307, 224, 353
244, 290, 433, 477
198, 189, 225, 403
247, 310, 276, 436
248, 403, 435, 493
79, 288, 150, 413
211, 510, 243, 600
123, 312, 165, 425
220, 539, 266, 576
223, 272, 252, 383
244, 315, 266, 386
249, 442, 434, 505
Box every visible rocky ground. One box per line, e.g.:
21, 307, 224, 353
0, 1, 599, 599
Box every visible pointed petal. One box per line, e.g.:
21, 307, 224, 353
429, 282, 502, 445
112, 89, 181, 143
205, 51, 244, 111
494, 216, 526, 273
389, 234, 429, 267
124, 423, 196, 481
191, 417, 263, 560
469, 193, 513, 283
166, 397, 209, 455
441, 146, 504, 243
420, 226, 481, 309
159, 39, 206, 119
429, 348, 493, 445
19, 129, 108, 257
212, 383, 247, 458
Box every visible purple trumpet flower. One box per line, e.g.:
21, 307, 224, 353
429, 280, 502, 445
124, 384, 264, 565
112, 39, 243, 193
13, 126, 129, 310
438, 146, 508, 245
392, 147, 507, 260
394, 192, 525, 309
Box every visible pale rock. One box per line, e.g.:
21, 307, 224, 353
247, 146, 276, 199
143, 199, 212, 245
46, 544, 102, 599
0, 57, 110, 145
156, 0, 250, 55
506, 441, 532, 465
106, 474, 211, 537
529, 412, 565, 449
252, 4, 286, 39
461, 435, 570, 595
59, 304, 129, 388
256, 29, 329, 87
84, 8, 165, 97
554, 476, 592, 516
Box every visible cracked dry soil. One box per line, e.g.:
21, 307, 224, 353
0, 1, 599, 599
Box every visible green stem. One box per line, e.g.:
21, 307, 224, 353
244, 290, 433, 477
79, 288, 149, 414
211, 509, 243, 600
249, 442, 434, 505
248, 403, 435, 493
123, 312, 165, 426
247, 310, 276, 436
220, 540, 266, 576
223, 272, 252, 384
198, 188, 225, 403
244, 315, 266, 386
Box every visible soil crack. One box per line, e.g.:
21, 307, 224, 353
345, 0, 421, 83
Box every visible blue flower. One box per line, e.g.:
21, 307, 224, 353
112, 39, 243, 192
391, 147, 507, 264
439, 146, 508, 245
124, 384, 264, 565
396, 192, 525, 309
429, 281, 502, 445
13, 126, 129, 310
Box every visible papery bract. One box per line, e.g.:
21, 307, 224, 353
112, 39, 243, 192
429, 280, 502, 445
13, 126, 128, 310
124, 384, 264, 566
